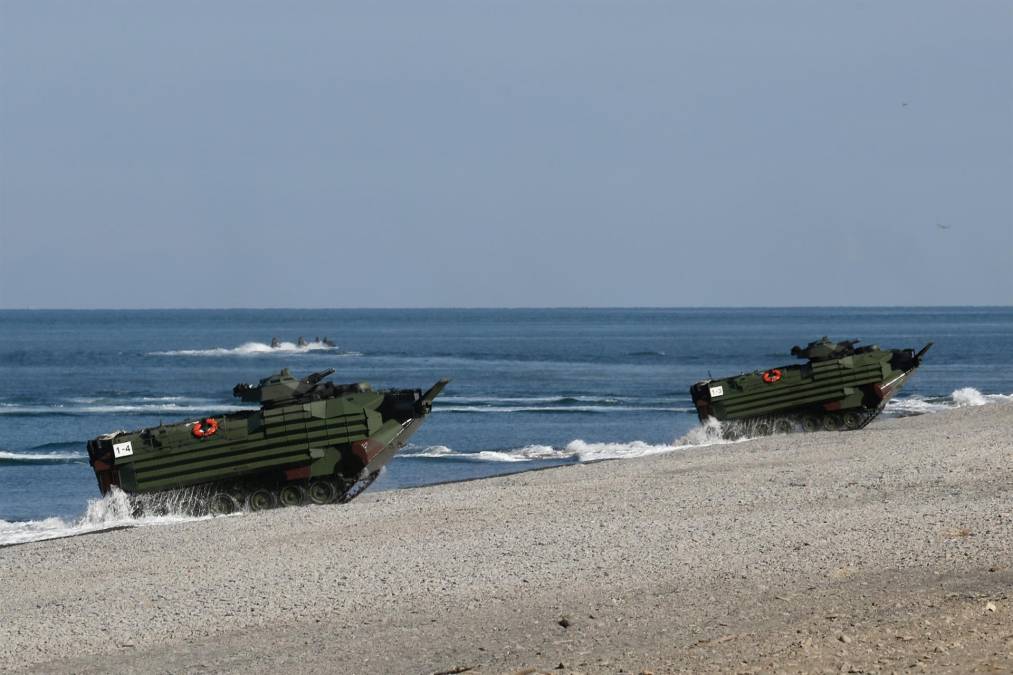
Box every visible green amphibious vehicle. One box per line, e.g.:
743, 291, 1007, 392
86, 368, 448, 514
690, 337, 932, 435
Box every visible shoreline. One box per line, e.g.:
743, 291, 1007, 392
2, 403, 1010, 673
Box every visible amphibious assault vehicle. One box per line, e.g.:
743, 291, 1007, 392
86, 368, 448, 514
690, 338, 932, 435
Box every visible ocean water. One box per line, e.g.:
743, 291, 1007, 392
2, 307, 1011, 545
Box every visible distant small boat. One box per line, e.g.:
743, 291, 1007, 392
268, 337, 337, 349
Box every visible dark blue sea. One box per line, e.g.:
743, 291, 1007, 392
2, 308, 1011, 545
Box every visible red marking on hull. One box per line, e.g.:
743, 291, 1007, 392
285, 466, 311, 481
351, 441, 370, 465
352, 437, 389, 465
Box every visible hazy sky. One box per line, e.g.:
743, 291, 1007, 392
1, 1, 1010, 308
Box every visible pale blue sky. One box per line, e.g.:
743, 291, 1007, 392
1, 1, 1010, 308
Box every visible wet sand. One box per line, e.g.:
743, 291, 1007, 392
1, 404, 1010, 674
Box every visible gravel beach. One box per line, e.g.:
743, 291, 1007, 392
2, 404, 1010, 674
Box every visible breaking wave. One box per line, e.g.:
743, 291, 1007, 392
401, 418, 732, 464
406, 444, 562, 463
0, 402, 254, 416
0, 394, 255, 417
150, 341, 362, 357
0, 450, 87, 465
0, 488, 208, 547
886, 387, 1013, 417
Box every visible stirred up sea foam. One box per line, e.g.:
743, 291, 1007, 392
0, 450, 86, 465
0, 487, 210, 547
403, 417, 736, 464
885, 387, 1013, 416
149, 341, 361, 357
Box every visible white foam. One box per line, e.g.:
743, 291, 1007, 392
0, 450, 86, 463
675, 416, 730, 445
886, 387, 1013, 417
403, 418, 734, 465
150, 341, 360, 357
0, 402, 254, 415
565, 439, 684, 462
951, 387, 989, 407
408, 444, 561, 462
569, 418, 732, 461
0, 488, 207, 547
885, 397, 946, 415
69, 396, 191, 404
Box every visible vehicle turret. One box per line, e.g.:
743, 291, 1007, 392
789, 337, 864, 361
232, 368, 368, 409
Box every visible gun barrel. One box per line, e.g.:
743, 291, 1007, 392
914, 342, 934, 363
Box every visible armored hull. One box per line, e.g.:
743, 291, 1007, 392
86, 369, 448, 514
690, 338, 932, 435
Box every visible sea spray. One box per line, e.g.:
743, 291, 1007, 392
150, 341, 360, 357
952, 387, 988, 407
885, 387, 1013, 417
0, 487, 209, 547
676, 416, 727, 445
78, 485, 134, 524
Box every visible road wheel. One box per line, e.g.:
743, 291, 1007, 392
773, 419, 794, 435
308, 479, 337, 505
753, 421, 772, 436
822, 415, 840, 432
278, 484, 306, 508
801, 416, 821, 433
208, 493, 239, 517
247, 488, 277, 512
841, 411, 863, 430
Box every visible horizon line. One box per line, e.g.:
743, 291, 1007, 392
1, 304, 1011, 312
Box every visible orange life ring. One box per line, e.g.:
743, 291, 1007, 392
192, 417, 219, 438
762, 369, 783, 384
